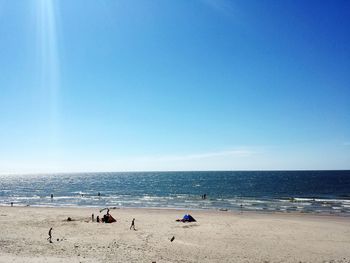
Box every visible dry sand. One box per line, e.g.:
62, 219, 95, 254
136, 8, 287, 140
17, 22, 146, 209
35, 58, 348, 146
0, 206, 350, 263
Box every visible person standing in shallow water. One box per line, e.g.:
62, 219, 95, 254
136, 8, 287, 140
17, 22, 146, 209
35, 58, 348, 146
130, 218, 136, 230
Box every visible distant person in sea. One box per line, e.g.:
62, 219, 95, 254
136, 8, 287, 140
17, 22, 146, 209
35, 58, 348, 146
130, 218, 136, 230
51, 194, 53, 199
98, 192, 101, 197
47, 227, 53, 243
11, 202, 13, 207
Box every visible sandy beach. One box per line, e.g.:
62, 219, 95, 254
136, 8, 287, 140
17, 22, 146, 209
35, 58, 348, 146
0, 206, 350, 263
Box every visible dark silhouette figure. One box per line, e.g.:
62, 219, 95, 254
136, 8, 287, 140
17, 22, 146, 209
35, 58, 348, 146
50, 194, 53, 199
92, 213, 94, 222
98, 192, 101, 197
130, 218, 136, 230
103, 214, 108, 223
96, 216, 100, 223
11, 202, 13, 207
47, 227, 53, 243
102, 211, 116, 223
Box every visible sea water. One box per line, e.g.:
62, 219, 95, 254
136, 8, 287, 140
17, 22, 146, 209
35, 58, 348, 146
1, 171, 349, 215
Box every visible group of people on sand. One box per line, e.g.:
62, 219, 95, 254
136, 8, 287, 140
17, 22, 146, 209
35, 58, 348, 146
48, 211, 137, 242
90, 209, 136, 230
47, 208, 197, 243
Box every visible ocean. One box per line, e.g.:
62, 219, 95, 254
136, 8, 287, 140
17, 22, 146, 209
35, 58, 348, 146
1, 171, 350, 215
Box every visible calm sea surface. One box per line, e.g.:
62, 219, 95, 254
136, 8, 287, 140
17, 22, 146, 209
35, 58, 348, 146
1, 171, 350, 215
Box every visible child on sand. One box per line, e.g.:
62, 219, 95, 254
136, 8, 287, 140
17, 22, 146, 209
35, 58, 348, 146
47, 227, 53, 243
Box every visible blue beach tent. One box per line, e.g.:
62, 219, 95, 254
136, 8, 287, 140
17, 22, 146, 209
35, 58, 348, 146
183, 214, 196, 222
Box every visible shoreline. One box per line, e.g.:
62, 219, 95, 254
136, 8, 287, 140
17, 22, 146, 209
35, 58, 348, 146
1, 204, 349, 219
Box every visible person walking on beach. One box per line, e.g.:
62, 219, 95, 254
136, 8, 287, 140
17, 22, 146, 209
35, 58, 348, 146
130, 218, 136, 230
47, 227, 53, 243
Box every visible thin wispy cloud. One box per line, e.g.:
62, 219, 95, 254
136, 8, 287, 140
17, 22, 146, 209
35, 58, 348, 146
103, 148, 258, 172
154, 149, 255, 162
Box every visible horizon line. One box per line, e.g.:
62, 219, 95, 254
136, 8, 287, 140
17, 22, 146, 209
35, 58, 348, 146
1, 168, 349, 176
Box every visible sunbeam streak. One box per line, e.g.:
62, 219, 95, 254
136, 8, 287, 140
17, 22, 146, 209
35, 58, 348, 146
36, 0, 61, 149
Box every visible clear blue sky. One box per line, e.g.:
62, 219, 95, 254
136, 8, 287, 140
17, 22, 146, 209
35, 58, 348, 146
0, 0, 349, 173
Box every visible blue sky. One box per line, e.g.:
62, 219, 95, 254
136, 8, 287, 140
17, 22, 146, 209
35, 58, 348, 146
0, 0, 349, 173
